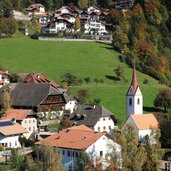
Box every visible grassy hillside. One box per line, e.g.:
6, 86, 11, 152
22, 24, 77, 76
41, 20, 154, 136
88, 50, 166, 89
0, 34, 164, 123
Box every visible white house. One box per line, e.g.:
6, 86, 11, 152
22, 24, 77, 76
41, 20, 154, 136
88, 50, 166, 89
2, 109, 38, 139
39, 16, 50, 25
0, 70, 10, 88
27, 4, 45, 16
55, 6, 73, 15
125, 62, 159, 142
36, 125, 121, 170
84, 20, 107, 35
70, 105, 117, 133
87, 5, 101, 13
64, 96, 78, 114
125, 114, 159, 142
0, 119, 27, 148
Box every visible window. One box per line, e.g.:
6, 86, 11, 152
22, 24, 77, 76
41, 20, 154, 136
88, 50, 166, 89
72, 152, 74, 157
103, 126, 106, 131
63, 150, 65, 155
67, 151, 70, 157
108, 118, 111, 120
29, 127, 31, 131
103, 118, 106, 121
15, 141, 17, 146
2, 76, 4, 80
137, 98, 140, 105
29, 120, 31, 123
33, 120, 35, 123
9, 142, 12, 147
109, 126, 111, 130
25, 120, 27, 124
75, 152, 78, 157
98, 127, 100, 131
129, 98, 132, 106
33, 126, 35, 131
100, 151, 103, 157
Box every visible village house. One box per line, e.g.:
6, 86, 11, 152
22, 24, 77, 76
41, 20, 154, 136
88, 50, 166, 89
70, 105, 117, 133
0, 119, 27, 148
87, 5, 101, 13
115, 0, 135, 10
64, 96, 78, 114
27, 3, 46, 16
124, 63, 159, 142
0, 70, 11, 88
0, 83, 66, 113
22, 72, 60, 88
2, 108, 38, 139
84, 20, 107, 35
36, 125, 121, 170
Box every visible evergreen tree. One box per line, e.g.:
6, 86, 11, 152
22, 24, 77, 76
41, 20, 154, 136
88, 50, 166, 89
78, 0, 89, 10
75, 16, 81, 31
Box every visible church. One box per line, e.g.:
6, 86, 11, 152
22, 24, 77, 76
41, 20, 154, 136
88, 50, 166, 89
124, 62, 159, 142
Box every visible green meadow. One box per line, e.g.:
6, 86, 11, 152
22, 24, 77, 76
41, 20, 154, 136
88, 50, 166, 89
0, 34, 164, 123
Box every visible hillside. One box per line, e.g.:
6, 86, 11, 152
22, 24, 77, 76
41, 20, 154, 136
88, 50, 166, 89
0, 35, 164, 123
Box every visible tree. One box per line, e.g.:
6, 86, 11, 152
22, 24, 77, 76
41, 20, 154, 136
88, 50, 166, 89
112, 125, 147, 171
10, 149, 26, 171
84, 77, 91, 84
114, 65, 125, 81
77, 89, 91, 104
53, 0, 64, 9
35, 144, 65, 171
0, 0, 13, 18
59, 116, 72, 129
78, 0, 88, 10
143, 131, 162, 171
1, 87, 11, 114
77, 151, 94, 171
75, 16, 81, 31
154, 89, 171, 112
61, 72, 77, 86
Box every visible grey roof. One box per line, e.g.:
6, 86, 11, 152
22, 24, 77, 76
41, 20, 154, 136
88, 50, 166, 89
70, 105, 117, 127
0, 83, 63, 108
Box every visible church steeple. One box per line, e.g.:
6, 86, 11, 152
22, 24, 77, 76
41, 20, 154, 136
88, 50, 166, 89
126, 61, 143, 118
130, 62, 139, 95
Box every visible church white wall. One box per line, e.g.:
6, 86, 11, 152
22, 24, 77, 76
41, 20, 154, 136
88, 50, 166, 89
126, 87, 143, 118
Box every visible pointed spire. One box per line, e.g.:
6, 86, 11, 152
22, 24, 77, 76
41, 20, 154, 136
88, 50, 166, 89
131, 61, 138, 88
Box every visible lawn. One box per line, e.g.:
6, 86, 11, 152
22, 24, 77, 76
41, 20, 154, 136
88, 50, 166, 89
0, 34, 164, 123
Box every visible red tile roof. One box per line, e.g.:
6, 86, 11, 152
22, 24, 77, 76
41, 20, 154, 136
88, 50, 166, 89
2, 108, 32, 121
36, 125, 105, 150
130, 114, 159, 130
24, 73, 60, 88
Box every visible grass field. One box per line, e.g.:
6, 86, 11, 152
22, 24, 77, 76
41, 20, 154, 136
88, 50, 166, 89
0, 33, 164, 123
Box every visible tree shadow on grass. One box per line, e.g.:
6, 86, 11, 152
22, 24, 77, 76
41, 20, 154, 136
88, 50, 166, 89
105, 75, 119, 81
143, 106, 164, 113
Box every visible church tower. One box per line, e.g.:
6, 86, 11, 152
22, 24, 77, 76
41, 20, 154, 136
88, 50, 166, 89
126, 62, 143, 118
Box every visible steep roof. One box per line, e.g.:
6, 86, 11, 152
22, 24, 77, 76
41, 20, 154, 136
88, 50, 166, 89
127, 62, 140, 96
36, 125, 105, 150
24, 73, 60, 88
70, 105, 117, 127
130, 114, 159, 130
0, 119, 27, 136
2, 108, 34, 121
27, 4, 44, 10
0, 83, 63, 108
